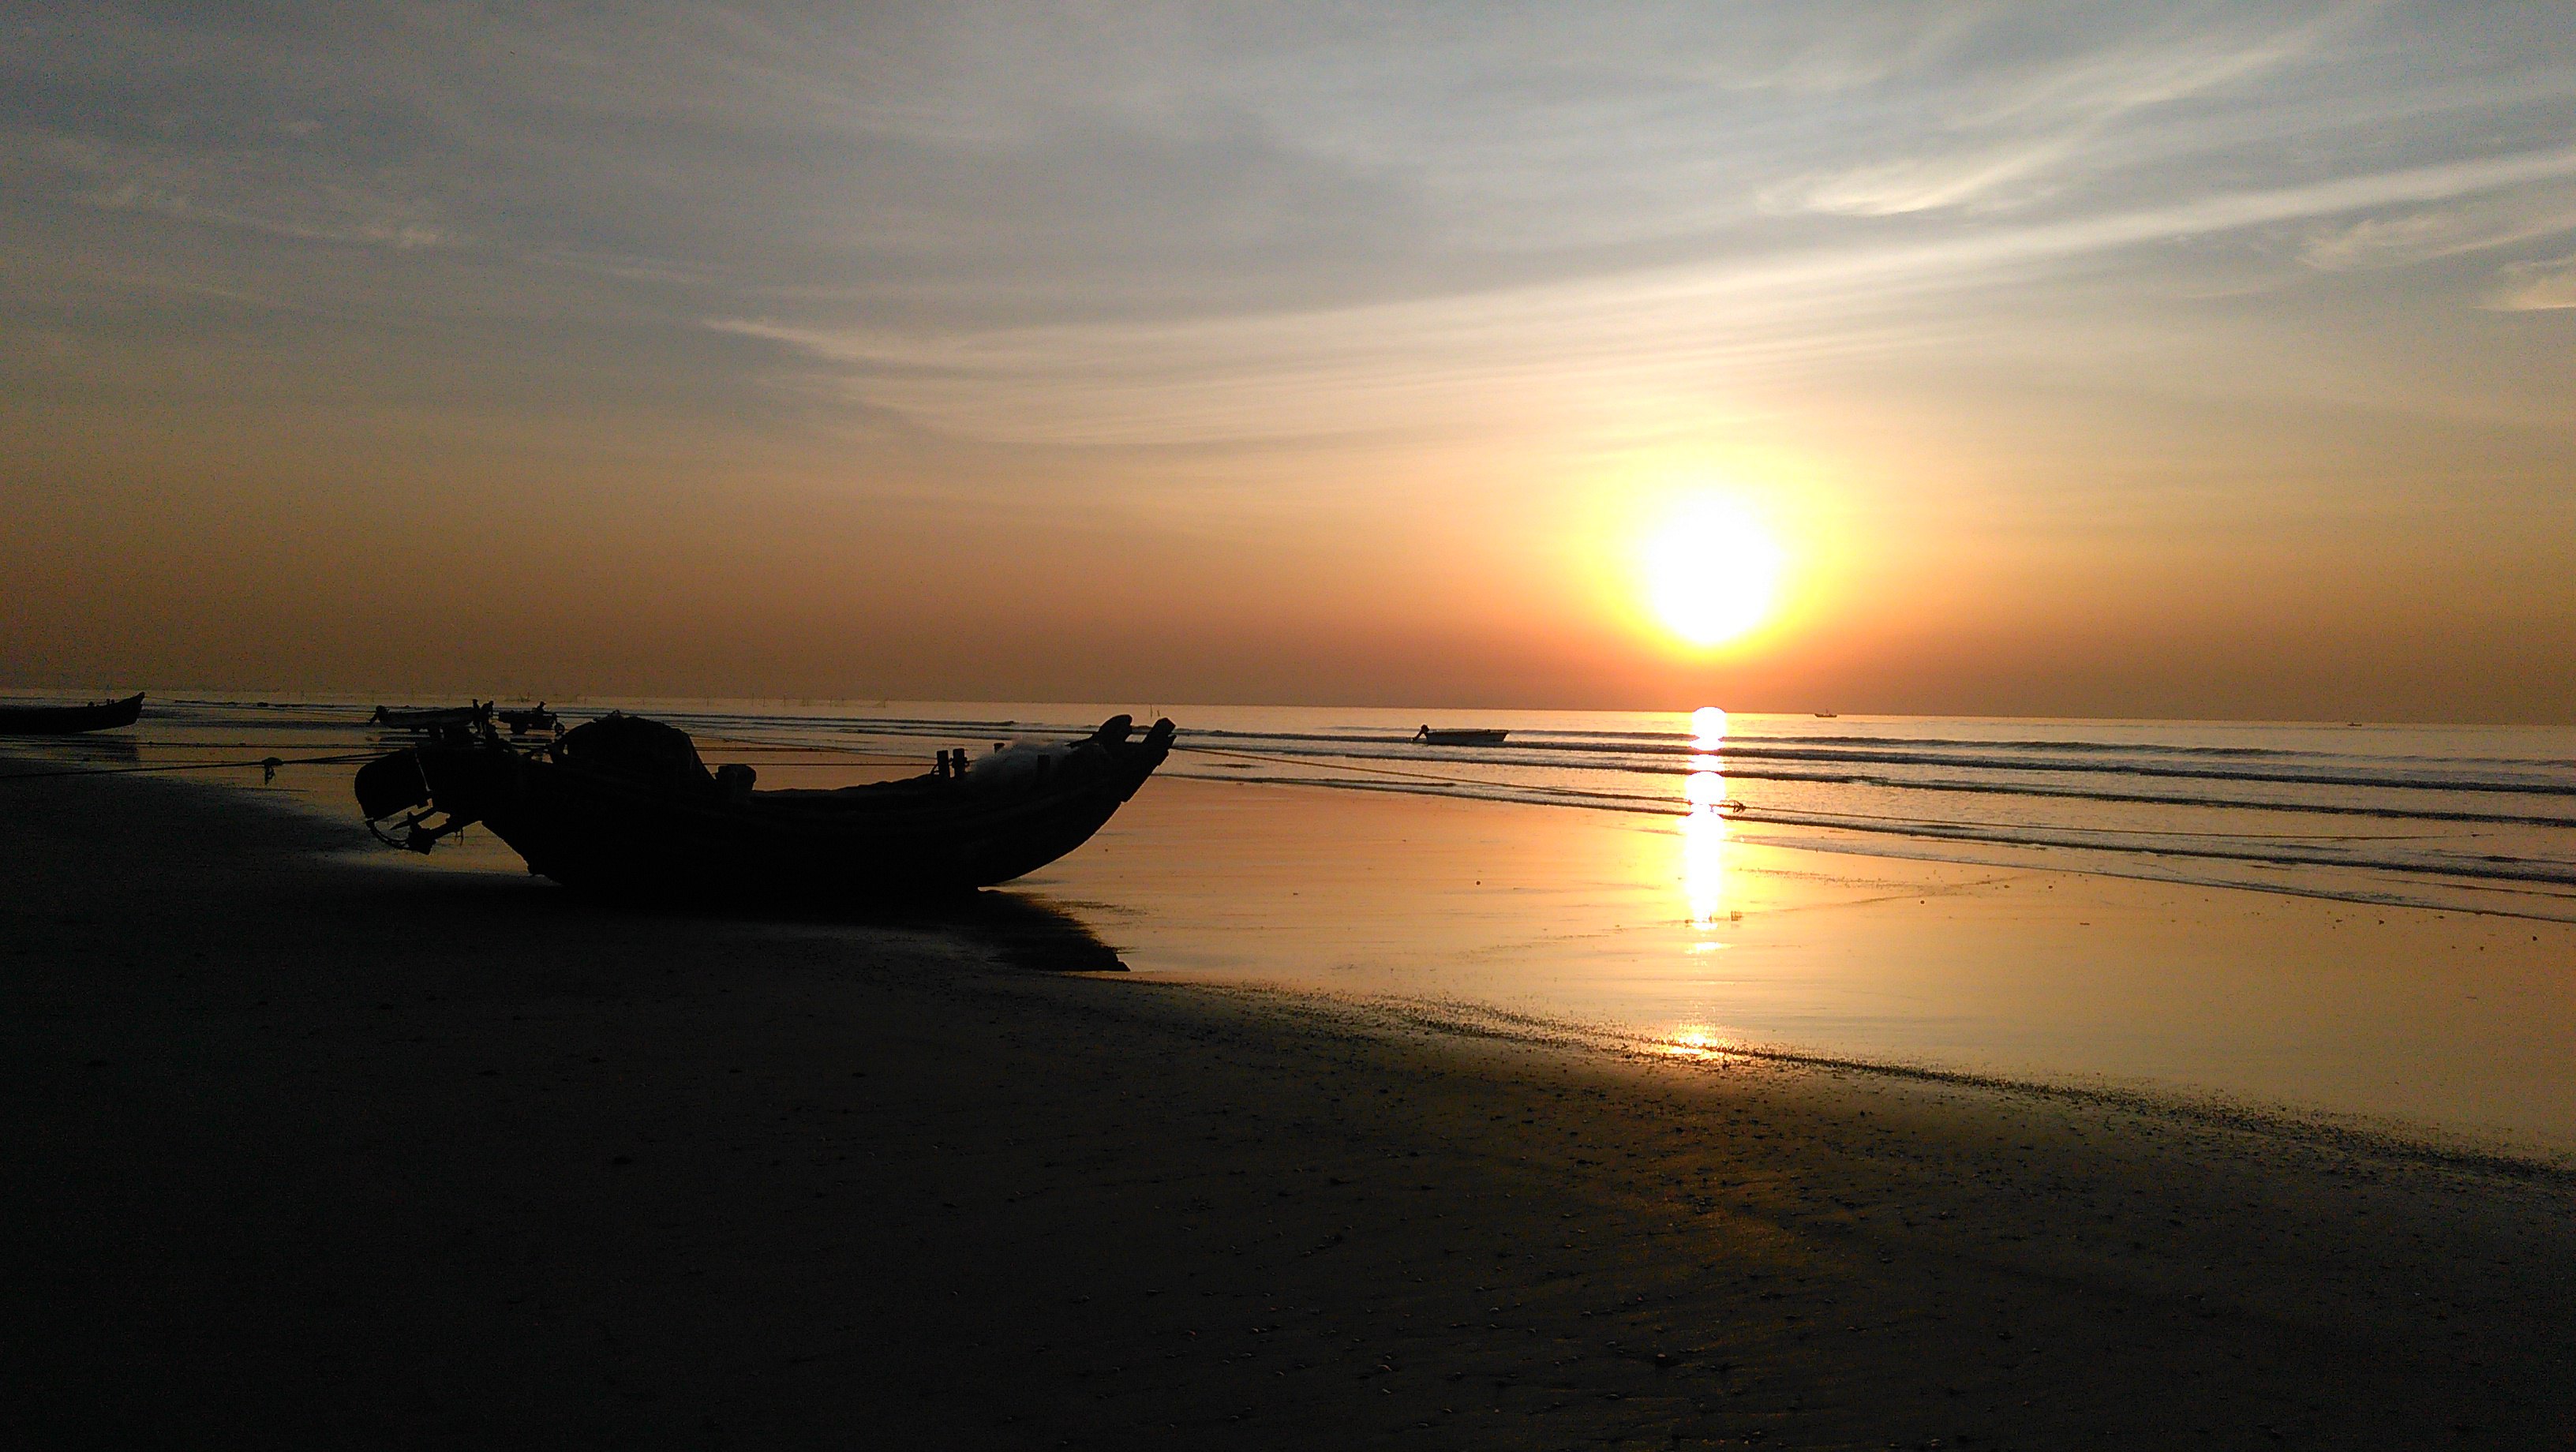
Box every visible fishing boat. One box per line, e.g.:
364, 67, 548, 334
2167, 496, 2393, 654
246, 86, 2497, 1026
1413, 725, 1508, 747
354, 710, 1175, 900
370, 702, 491, 735
0, 692, 144, 735
496, 702, 560, 735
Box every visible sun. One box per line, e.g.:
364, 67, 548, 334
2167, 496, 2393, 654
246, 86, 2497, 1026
1641, 496, 1784, 647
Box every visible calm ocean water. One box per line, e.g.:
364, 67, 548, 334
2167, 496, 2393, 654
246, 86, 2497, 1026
10, 694, 2574, 1149
619, 700, 2576, 922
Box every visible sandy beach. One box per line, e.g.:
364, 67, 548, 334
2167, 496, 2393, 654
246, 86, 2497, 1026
13, 6, 2572, 1443
5, 760, 2574, 1447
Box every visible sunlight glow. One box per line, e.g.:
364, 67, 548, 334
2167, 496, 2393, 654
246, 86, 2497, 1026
1684, 767, 1729, 808
1661, 1025, 1740, 1061
1679, 806, 1730, 930
1679, 700, 1738, 933
1642, 499, 1784, 647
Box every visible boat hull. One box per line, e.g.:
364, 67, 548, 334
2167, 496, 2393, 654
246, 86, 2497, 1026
0, 692, 144, 735
1415, 728, 1507, 747
371, 716, 1174, 902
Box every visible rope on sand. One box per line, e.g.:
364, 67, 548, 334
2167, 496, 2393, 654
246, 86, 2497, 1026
0, 750, 380, 784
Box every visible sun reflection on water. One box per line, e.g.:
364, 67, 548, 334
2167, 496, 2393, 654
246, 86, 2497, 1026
1679, 704, 1734, 932
1660, 1025, 1741, 1061
1683, 768, 1729, 810
1681, 807, 1731, 930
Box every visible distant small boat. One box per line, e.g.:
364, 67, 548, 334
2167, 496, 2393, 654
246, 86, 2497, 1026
1413, 725, 1508, 747
371, 702, 491, 735
496, 703, 560, 736
1812, 711, 1839, 718
0, 691, 144, 735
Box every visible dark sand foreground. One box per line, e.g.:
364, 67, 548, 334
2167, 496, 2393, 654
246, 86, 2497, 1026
4, 764, 2572, 1448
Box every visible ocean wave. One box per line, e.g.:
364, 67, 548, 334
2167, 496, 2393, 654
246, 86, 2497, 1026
1163, 769, 2576, 904
1178, 735, 2576, 797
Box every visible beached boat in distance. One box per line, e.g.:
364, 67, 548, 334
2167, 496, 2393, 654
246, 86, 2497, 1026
355, 710, 1175, 900
496, 703, 560, 735
370, 702, 491, 735
0, 691, 144, 735
1413, 725, 1508, 747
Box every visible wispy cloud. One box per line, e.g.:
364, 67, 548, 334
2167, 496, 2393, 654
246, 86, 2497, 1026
1776, 137, 2084, 218
2301, 189, 2576, 270
714, 143, 2576, 445
2486, 252, 2576, 309
1767, 16, 2340, 217
80, 178, 459, 250
12, 10, 2576, 444
35, 136, 460, 251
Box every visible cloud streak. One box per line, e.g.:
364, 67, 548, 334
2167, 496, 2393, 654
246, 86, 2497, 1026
2488, 253, 2576, 310
713, 143, 2576, 445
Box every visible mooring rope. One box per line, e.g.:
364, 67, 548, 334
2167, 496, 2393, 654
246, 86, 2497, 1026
0, 750, 380, 783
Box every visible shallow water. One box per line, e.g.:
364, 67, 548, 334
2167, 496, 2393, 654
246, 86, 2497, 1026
9, 693, 2572, 1151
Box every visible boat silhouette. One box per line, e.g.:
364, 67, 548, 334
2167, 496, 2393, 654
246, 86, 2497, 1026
1413, 724, 1508, 747
0, 692, 144, 735
370, 702, 492, 735
357, 710, 1175, 901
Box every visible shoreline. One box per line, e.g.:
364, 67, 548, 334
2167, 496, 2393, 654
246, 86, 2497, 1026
16, 705, 2576, 1148
1213, 986, 2576, 1179
24, 739, 2569, 1169
6, 761, 2575, 1445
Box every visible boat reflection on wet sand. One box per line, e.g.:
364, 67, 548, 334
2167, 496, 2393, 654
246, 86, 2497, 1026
799, 889, 1129, 973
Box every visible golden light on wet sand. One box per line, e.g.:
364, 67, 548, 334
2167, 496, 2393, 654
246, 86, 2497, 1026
1642, 497, 1784, 648
1661, 1025, 1740, 1060
1679, 806, 1731, 930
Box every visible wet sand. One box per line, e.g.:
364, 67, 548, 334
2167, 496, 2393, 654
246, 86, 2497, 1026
1043, 777, 2576, 1147
3, 762, 2573, 1447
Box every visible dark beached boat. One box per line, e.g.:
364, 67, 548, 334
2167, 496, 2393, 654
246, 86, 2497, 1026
355, 710, 1175, 900
370, 702, 491, 735
496, 703, 560, 735
0, 691, 144, 735
1413, 725, 1508, 747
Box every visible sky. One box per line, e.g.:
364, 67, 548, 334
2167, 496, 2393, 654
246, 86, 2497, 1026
5, 2, 2573, 720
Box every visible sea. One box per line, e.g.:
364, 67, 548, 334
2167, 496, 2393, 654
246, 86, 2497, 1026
9, 694, 2574, 1154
